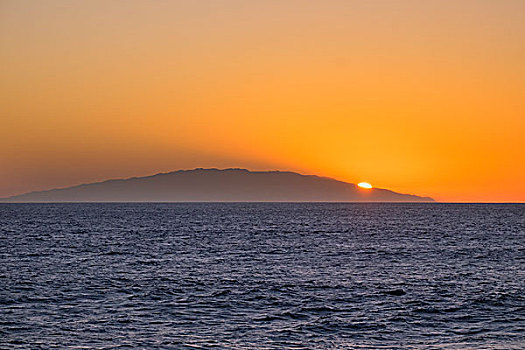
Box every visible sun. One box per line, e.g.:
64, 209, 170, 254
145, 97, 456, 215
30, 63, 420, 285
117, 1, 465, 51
358, 182, 373, 189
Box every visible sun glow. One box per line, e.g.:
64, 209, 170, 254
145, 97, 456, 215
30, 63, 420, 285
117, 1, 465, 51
358, 182, 373, 189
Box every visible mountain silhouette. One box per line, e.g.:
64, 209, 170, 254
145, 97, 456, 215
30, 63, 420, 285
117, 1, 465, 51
1, 168, 434, 202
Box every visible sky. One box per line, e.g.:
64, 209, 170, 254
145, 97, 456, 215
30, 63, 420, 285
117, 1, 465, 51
1, 0, 524, 202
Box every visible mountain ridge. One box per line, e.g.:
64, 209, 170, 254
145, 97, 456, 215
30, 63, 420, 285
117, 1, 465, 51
1, 168, 434, 202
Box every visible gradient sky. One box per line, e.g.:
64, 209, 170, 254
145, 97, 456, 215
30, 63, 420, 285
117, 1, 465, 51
1, 0, 524, 202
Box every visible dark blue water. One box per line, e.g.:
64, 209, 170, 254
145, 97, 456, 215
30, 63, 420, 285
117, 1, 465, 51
1, 203, 524, 349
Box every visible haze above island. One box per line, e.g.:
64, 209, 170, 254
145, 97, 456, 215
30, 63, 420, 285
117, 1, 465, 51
1, 1, 524, 202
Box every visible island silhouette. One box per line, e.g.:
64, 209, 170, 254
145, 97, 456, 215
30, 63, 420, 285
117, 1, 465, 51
1, 168, 434, 202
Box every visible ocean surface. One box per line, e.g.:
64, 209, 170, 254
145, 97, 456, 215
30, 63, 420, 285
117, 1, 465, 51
1, 203, 524, 349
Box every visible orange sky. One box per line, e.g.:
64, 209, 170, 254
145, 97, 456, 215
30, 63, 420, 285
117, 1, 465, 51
1, 0, 524, 202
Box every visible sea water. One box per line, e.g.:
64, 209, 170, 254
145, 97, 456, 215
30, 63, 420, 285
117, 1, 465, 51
1, 203, 524, 349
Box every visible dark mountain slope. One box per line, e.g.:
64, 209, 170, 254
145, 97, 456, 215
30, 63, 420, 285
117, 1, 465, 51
1, 168, 434, 202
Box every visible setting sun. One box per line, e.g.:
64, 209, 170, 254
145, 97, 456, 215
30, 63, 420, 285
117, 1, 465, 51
358, 182, 373, 189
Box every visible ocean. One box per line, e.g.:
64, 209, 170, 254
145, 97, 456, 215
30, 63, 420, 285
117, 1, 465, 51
1, 203, 524, 349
